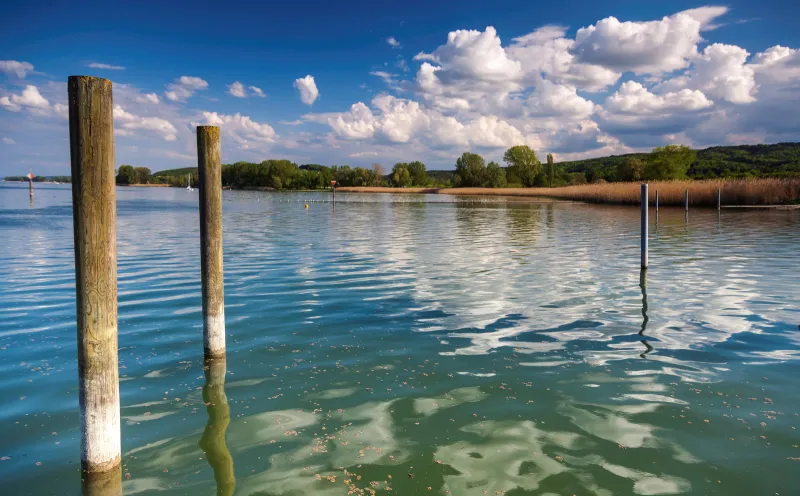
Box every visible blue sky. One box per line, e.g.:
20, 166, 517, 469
2, 1, 800, 175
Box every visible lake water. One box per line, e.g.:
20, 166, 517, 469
1, 181, 799, 495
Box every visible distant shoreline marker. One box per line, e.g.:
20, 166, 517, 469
655, 190, 659, 223
68, 76, 121, 478
197, 126, 226, 358
684, 189, 689, 212
641, 183, 648, 269
331, 180, 337, 204
27, 172, 34, 197
717, 187, 721, 211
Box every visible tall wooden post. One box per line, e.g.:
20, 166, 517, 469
641, 183, 648, 269
684, 189, 689, 212
68, 76, 120, 476
197, 126, 225, 358
28, 178, 34, 197
199, 358, 235, 496
717, 188, 721, 211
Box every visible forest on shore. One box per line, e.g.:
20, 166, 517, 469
6, 142, 800, 190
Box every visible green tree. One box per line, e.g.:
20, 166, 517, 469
116, 165, 136, 185
616, 157, 645, 181
484, 161, 507, 188
134, 167, 151, 184
392, 167, 411, 187
645, 145, 696, 180
454, 152, 486, 187
570, 172, 587, 185
503, 145, 541, 187
546, 153, 555, 187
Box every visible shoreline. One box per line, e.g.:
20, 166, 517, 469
336, 180, 800, 207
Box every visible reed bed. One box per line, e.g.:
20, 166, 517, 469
338, 178, 800, 206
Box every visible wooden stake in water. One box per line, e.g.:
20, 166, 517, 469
197, 126, 226, 358
684, 189, 689, 212
717, 188, 721, 211
68, 76, 121, 476
641, 183, 648, 269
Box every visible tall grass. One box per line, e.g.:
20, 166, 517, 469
338, 178, 800, 206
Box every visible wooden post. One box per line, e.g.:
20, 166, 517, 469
68, 76, 120, 476
717, 187, 721, 211
199, 358, 235, 496
28, 178, 34, 197
197, 126, 226, 358
641, 183, 648, 269
684, 189, 689, 212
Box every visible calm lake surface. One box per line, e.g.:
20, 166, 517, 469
1, 181, 799, 495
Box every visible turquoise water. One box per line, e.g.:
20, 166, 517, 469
1, 181, 799, 495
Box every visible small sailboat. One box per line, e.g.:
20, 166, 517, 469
186, 175, 194, 192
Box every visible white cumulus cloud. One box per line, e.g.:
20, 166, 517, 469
249, 85, 265, 97
165, 76, 208, 102
387, 37, 401, 48
606, 81, 713, 114
196, 111, 277, 149
113, 105, 178, 141
0, 60, 34, 79
0, 85, 50, 112
294, 75, 319, 105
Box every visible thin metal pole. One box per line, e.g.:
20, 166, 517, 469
717, 188, 721, 211
655, 190, 659, 223
641, 183, 648, 269
197, 126, 226, 358
68, 76, 121, 477
684, 189, 689, 212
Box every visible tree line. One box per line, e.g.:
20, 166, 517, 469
16, 142, 795, 189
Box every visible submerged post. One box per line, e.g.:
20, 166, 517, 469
68, 76, 120, 476
197, 126, 226, 358
641, 183, 648, 269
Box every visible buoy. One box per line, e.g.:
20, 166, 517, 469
304, 204, 309, 208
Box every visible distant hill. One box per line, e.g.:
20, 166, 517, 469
558, 142, 800, 181
144, 142, 800, 182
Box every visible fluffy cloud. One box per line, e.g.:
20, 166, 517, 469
326, 93, 539, 150
2, 137, 15, 144
87, 62, 125, 70
572, 8, 727, 74
0, 85, 50, 112
113, 105, 178, 141
606, 81, 713, 114
526, 80, 595, 118
294, 75, 319, 105
228, 81, 246, 97
137, 93, 160, 104
165, 76, 208, 102
227, 81, 266, 98
387, 37, 400, 48
658, 44, 756, 104
196, 111, 276, 149
0, 60, 34, 79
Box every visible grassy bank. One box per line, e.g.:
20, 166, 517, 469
337, 178, 800, 206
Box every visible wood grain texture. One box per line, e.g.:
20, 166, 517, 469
68, 76, 121, 474
197, 126, 226, 358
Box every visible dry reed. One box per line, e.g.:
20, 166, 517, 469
338, 178, 800, 206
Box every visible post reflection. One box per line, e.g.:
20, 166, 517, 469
638, 269, 654, 358
199, 358, 235, 496
81, 465, 122, 496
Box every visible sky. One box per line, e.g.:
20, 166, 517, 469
2, 0, 800, 176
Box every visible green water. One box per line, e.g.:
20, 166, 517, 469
1, 182, 798, 495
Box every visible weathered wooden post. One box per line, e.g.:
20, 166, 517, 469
684, 189, 689, 212
199, 358, 235, 496
641, 183, 648, 269
197, 126, 226, 358
68, 76, 121, 478
717, 187, 721, 211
